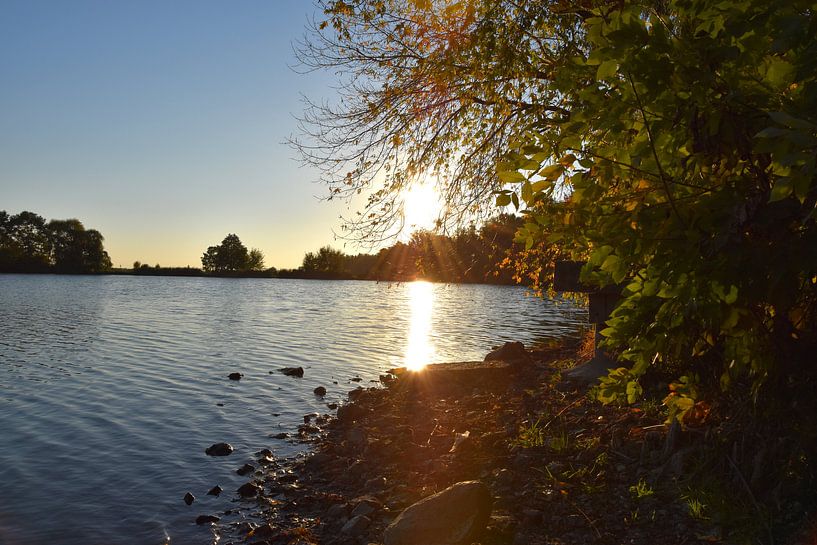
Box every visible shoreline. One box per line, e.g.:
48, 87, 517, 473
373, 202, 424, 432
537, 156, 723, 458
208, 343, 721, 545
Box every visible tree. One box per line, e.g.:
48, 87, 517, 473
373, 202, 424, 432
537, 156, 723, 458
302, 245, 346, 274
299, 1, 817, 528
247, 248, 266, 271
294, 0, 577, 239
201, 234, 251, 273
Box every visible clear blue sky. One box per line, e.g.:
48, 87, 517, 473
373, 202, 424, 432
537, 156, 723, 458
0, 0, 353, 268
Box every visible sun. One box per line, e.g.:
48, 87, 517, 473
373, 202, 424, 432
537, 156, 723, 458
402, 183, 441, 233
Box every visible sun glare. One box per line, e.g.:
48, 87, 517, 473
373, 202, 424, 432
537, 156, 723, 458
404, 281, 435, 371
403, 184, 441, 234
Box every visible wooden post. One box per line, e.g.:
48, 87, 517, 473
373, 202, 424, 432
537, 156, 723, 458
554, 261, 620, 374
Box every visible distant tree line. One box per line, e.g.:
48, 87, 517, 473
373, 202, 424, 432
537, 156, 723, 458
0, 210, 112, 273
278, 214, 523, 283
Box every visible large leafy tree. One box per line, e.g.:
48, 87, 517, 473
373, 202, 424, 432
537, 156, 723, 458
201, 234, 253, 273
300, 0, 817, 403
48, 219, 112, 273
299, 0, 817, 525
294, 0, 581, 239
0, 211, 52, 271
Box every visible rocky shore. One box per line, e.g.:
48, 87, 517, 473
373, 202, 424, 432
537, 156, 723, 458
205, 342, 718, 545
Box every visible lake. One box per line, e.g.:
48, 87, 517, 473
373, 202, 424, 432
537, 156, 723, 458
0, 274, 586, 544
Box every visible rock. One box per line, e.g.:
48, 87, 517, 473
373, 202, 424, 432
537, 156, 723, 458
236, 463, 255, 476
237, 482, 261, 498
348, 387, 364, 400
559, 355, 620, 388
327, 402, 338, 410
384, 481, 492, 545
207, 485, 222, 496
352, 497, 381, 517
314, 386, 327, 396
298, 424, 321, 435
346, 427, 366, 447
337, 403, 364, 424
195, 515, 220, 525
228, 372, 243, 380
250, 523, 276, 540
326, 503, 350, 519
492, 469, 515, 491
205, 442, 234, 456
449, 430, 472, 453
183, 492, 195, 505
279, 367, 304, 378
341, 515, 371, 536
484, 341, 529, 363
350, 377, 362, 382
257, 452, 275, 464
271, 432, 290, 439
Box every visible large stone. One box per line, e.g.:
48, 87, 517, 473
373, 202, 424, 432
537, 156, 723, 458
484, 341, 530, 363
341, 515, 370, 536
205, 442, 234, 456
384, 481, 491, 545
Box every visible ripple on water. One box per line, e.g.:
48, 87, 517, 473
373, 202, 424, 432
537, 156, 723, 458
0, 274, 586, 544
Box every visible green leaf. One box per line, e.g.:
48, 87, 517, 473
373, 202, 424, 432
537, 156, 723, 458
596, 60, 618, 80
538, 164, 564, 180
495, 193, 511, 207
498, 170, 526, 183
769, 179, 793, 202
768, 111, 817, 130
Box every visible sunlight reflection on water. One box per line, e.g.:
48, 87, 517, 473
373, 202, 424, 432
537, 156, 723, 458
404, 281, 435, 370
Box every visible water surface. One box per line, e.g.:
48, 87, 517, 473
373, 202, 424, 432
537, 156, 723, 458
0, 275, 585, 544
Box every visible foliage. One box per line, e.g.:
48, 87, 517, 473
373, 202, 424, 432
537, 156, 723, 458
0, 210, 111, 273
247, 248, 266, 271
282, 214, 522, 282
493, 1, 817, 423
302, 245, 346, 275
201, 234, 252, 273
592, 367, 644, 405
295, 0, 580, 239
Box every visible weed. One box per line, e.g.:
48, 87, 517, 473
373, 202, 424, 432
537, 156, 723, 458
629, 478, 655, 499
685, 496, 707, 520
549, 430, 570, 452
513, 418, 546, 448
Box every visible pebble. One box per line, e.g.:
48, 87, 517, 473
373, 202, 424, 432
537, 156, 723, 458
205, 442, 233, 456
195, 515, 220, 525
236, 463, 255, 476
228, 372, 243, 380
314, 386, 327, 396
279, 366, 304, 378
237, 482, 260, 498
183, 492, 195, 505
207, 485, 222, 496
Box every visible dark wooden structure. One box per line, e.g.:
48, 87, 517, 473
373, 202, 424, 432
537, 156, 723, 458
554, 260, 620, 367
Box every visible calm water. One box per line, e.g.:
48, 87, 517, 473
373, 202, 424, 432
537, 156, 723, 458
0, 275, 585, 544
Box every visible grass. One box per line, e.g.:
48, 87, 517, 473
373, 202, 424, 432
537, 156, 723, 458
629, 478, 655, 499
514, 417, 547, 448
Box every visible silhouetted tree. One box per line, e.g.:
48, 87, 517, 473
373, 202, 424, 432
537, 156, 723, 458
201, 234, 250, 273
302, 246, 345, 274
48, 219, 112, 273
0, 211, 53, 271
247, 248, 265, 271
